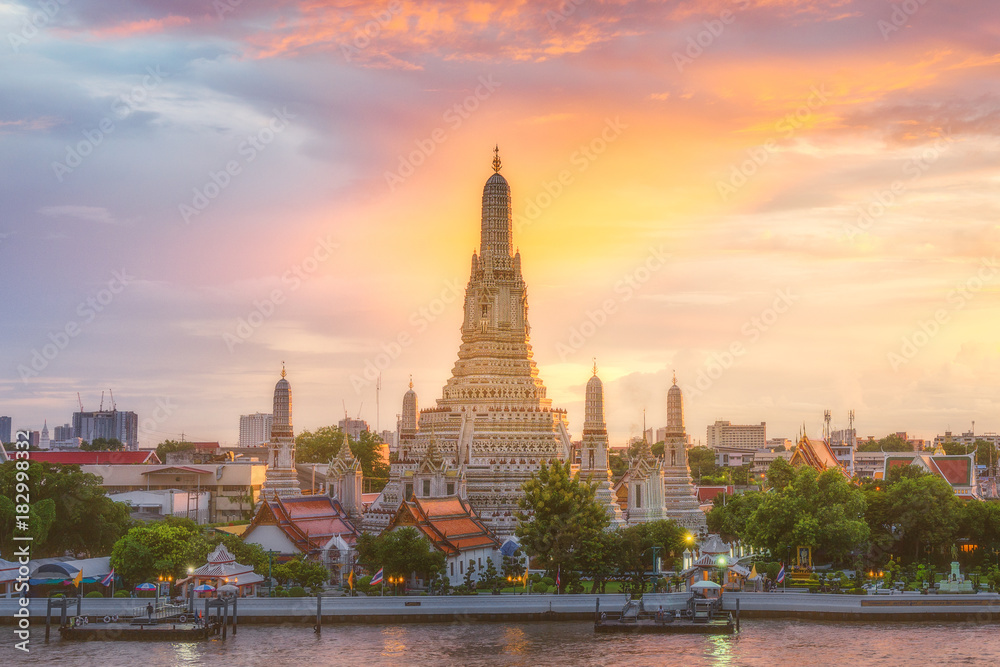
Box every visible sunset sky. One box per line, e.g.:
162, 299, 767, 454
2, 0, 998, 447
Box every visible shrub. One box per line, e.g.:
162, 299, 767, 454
113, 590, 129, 598
289, 586, 306, 597
541, 576, 554, 587
851, 587, 866, 595
532, 583, 549, 594
85, 591, 104, 598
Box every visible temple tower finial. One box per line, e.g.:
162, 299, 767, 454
593, 357, 598, 376
492, 144, 501, 173
281, 361, 286, 378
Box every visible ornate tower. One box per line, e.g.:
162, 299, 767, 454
661, 373, 708, 535
398, 377, 418, 459
261, 364, 300, 499
328, 433, 363, 519
363, 149, 576, 536
579, 362, 625, 527
40, 420, 49, 450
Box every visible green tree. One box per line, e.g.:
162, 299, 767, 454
942, 439, 997, 468
765, 457, 795, 491
707, 491, 763, 543
462, 560, 478, 593
274, 557, 329, 589
154, 439, 196, 462
481, 558, 501, 594
80, 437, 124, 451
296, 426, 390, 482
109, 521, 209, 587
0, 461, 131, 557
355, 527, 446, 583
687, 447, 718, 481
870, 473, 961, 563
858, 434, 912, 452
515, 461, 610, 592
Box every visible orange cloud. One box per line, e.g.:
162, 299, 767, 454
86, 15, 192, 39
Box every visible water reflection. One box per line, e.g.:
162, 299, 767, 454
501, 626, 528, 656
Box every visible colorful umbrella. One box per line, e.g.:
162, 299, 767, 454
135, 583, 157, 591
193, 584, 216, 592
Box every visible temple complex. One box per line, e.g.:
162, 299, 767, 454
260, 364, 301, 499
363, 149, 621, 537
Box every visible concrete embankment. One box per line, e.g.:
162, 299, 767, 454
722, 592, 1000, 621
3, 592, 998, 625
0, 594, 685, 625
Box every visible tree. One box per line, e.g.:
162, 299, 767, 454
296, 426, 390, 482
0, 461, 131, 557
707, 491, 763, 543
81, 437, 124, 451
765, 457, 795, 491
858, 434, 912, 452
110, 521, 210, 587
942, 439, 997, 468
274, 557, 329, 590
747, 467, 869, 565
515, 461, 610, 592
154, 439, 196, 462
355, 527, 445, 583
463, 560, 478, 593
482, 559, 501, 593
687, 447, 717, 481
870, 473, 961, 563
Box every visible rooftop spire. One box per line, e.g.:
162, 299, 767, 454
492, 144, 501, 173
593, 358, 598, 376
281, 361, 286, 378
409, 374, 413, 390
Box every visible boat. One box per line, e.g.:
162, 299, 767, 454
593, 596, 738, 635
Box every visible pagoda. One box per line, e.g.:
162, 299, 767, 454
364, 149, 618, 537
260, 364, 300, 499
661, 374, 708, 534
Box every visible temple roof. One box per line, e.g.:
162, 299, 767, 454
885, 453, 977, 497
388, 495, 499, 556
248, 494, 359, 554
789, 435, 845, 474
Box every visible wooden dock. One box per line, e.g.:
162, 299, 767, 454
594, 617, 736, 635
59, 621, 218, 641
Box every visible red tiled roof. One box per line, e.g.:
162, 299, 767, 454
249, 495, 359, 554
141, 466, 212, 475
190, 442, 220, 450
696, 486, 733, 503
388, 495, 499, 556
29, 451, 160, 465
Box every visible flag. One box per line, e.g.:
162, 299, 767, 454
371, 567, 384, 586
347, 569, 354, 591
555, 566, 561, 592
748, 564, 757, 580
523, 566, 529, 590
100, 569, 115, 587
776, 562, 785, 584
73, 568, 83, 587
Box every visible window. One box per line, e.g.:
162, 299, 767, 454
460, 561, 464, 575
588, 451, 594, 468
446, 482, 455, 496
671, 450, 676, 466
404, 483, 413, 499
450, 562, 454, 577
635, 484, 642, 508
481, 304, 488, 317
478, 557, 482, 569
422, 480, 431, 497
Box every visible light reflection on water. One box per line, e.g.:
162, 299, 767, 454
11, 620, 1000, 666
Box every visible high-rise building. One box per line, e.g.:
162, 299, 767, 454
706, 420, 766, 450
0, 416, 11, 444
40, 421, 50, 450
73, 410, 139, 450
53, 423, 73, 441
239, 412, 273, 447
28, 431, 40, 448
338, 418, 369, 440
260, 365, 300, 499
363, 150, 617, 537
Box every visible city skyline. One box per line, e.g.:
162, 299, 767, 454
2, 1, 999, 447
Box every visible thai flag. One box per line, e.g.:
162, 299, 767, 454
371, 568, 384, 586
776, 563, 785, 584
100, 569, 115, 587
555, 566, 560, 591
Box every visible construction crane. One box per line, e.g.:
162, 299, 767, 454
77, 392, 84, 412
99, 391, 105, 412
108, 388, 116, 411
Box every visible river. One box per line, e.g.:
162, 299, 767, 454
9, 619, 998, 666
